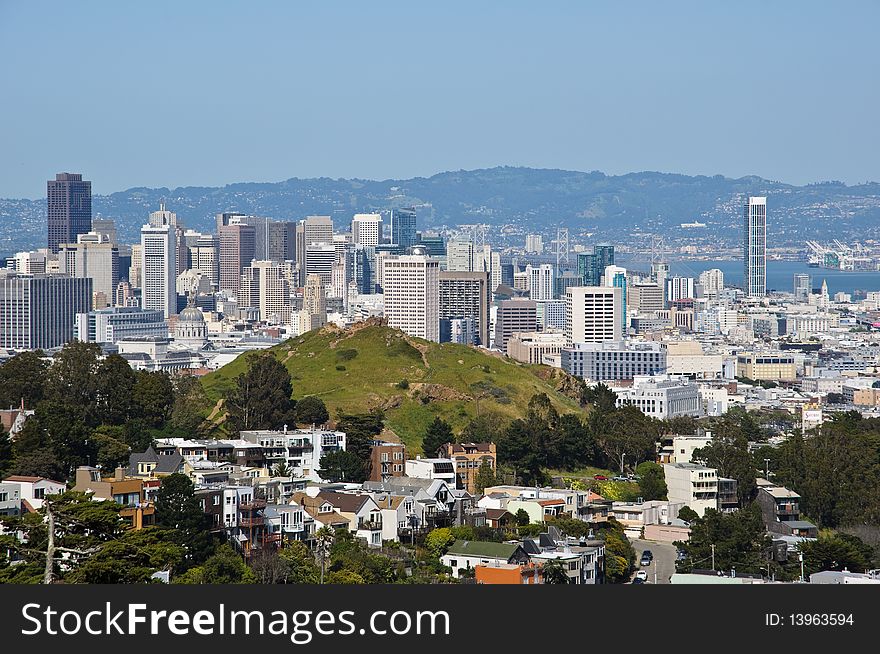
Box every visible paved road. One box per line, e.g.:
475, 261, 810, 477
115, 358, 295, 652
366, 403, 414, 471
630, 539, 677, 584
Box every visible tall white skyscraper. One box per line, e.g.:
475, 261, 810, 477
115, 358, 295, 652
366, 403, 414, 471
446, 240, 474, 271
666, 276, 695, 303
382, 254, 440, 342
240, 260, 292, 323
140, 211, 177, 319
564, 286, 622, 345
526, 263, 555, 301
525, 234, 543, 254
744, 196, 767, 298
698, 268, 724, 298
58, 232, 119, 306
351, 214, 382, 247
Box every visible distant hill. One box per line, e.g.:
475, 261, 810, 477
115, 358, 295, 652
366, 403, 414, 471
200, 321, 583, 452
3, 167, 880, 255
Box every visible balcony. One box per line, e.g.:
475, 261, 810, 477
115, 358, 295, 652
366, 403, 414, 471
239, 516, 264, 527
240, 499, 267, 511
358, 520, 383, 531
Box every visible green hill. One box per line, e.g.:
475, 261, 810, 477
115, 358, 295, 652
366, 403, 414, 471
201, 320, 584, 452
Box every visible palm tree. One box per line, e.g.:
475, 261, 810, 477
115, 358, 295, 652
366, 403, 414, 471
541, 559, 569, 584
272, 462, 292, 477
315, 526, 335, 584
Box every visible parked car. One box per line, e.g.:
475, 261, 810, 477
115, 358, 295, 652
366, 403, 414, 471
593, 474, 608, 480
635, 570, 648, 581
640, 550, 654, 566
612, 475, 628, 481
676, 549, 687, 562
632, 577, 645, 584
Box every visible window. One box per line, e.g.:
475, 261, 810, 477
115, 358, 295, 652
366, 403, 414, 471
34, 488, 46, 499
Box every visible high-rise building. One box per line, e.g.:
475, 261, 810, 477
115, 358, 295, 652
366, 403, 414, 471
604, 265, 628, 334
651, 261, 670, 292
298, 273, 328, 334
439, 271, 489, 346
190, 234, 220, 289
382, 254, 440, 342
219, 223, 256, 297
744, 196, 767, 298
47, 173, 91, 254
698, 268, 724, 298
305, 243, 336, 287
141, 212, 177, 319
794, 273, 812, 302
91, 218, 117, 245
565, 286, 622, 345
576, 244, 614, 286
390, 207, 417, 250
446, 240, 474, 271
525, 234, 544, 254
493, 299, 537, 351
0, 271, 92, 349
297, 216, 334, 285
666, 276, 695, 303
352, 214, 382, 247
58, 232, 120, 306
526, 264, 555, 301
240, 260, 292, 323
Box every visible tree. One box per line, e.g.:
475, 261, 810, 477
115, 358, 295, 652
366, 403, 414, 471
318, 450, 366, 483
458, 412, 505, 444
541, 559, 569, 584
173, 544, 256, 584
66, 528, 187, 583
91, 426, 131, 471
170, 375, 212, 435
422, 417, 453, 457
294, 395, 329, 426
225, 353, 296, 432
497, 419, 547, 486
0, 424, 12, 479
581, 382, 618, 413
675, 504, 771, 576
155, 474, 213, 563
636, 461, 668, 501
133, 371, 175, 428
798, 532, 873, 577
0, 350, 48, 409
515, 509, 531, 526
336, 411, 385, 479
278, 541, 320, 584
6, 448, 65, 481
43, 341, 101, 417
692, 436, 757, 505
95, 354, 138, 425
473, 460, 498, 494
677, 506, 699, 524
424, 527, 455, 558
272, 462, 292, 477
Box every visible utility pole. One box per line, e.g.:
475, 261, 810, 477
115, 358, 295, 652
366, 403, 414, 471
764, 458, 770, 479
620, 452, 626, 474
711, 544, 715, 571
43, 501, 55, 585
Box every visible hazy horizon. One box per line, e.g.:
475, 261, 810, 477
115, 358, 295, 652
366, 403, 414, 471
2, 1, 879, 198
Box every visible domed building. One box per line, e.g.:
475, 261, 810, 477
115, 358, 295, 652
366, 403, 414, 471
174, 296, 208, 350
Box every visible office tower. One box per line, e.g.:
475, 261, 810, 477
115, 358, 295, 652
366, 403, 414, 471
141, 211, 177, 319
390, 207, 417, 250
58, 232, 120, 305
698, 268, 724, 298
305, 243, 336, 287
91, 218, 117, 245
240, 260, 291, 323
446, 240, 474, 271
219, 223, 256, 297
0, 270, 92, 349
417, 234, 446, 259
565, 286, 622, 345
555, 270, 582, 299
577, 252, 597, 286
190, 234, 219, 289
525, 234, 544, 254
215, 211, 248, 232
794, 273, 812, 302
526, 263, 555, 301
493, 299, 538, 351
47, 173, 92, 254
628, 283, 665, 312
298, 274, 328, 334
439, 271, 489, 346
129, 244, 142, 288
500, 262, 515, 288
478, 247, 502, 294
382, 254, 440, 342
231, 215, 294, 262
594, 244, 615, 276
744, 196, 767, 298
297, 216, 334, 285
352, 214, 382, 247
149, 204, 187, 275
576, 244, 614, 286
10, 250, 48, 274
115, 280, 134, 307
651, 261, 670, 290
604, 265, 628, 334
350, 244, 377, 294
666, 276, 695, 303
536, 299, 566, 331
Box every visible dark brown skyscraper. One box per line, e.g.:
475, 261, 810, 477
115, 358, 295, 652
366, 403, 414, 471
219, 223, 256, 297
47, 172, 92, 253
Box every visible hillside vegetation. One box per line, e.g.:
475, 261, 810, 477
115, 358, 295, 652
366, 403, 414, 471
201, 321, 583, 452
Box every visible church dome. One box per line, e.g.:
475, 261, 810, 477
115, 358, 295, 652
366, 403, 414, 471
179, 304, 205, 323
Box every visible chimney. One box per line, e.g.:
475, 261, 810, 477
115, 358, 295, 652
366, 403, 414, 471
114, 466, 126, 481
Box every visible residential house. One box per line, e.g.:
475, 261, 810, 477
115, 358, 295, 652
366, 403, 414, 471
2, 475, 66, 511
73, 467, 155, 529
441, 540, 530, 579
437, 442, 497, 493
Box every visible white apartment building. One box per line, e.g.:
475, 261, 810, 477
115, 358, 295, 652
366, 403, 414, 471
141, 217, 177, 319
351, 213, 382, 247
664, 462, 718, 517
698, 268, 724, 298
382, 254, 440, 342
525, 263, 555, 301
565, 286, 622, 344
404, 458, 457, 486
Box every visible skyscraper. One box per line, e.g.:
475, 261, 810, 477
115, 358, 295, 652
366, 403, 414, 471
565, 286, 622, 345
744, 196, 767, 298
390, 207, 417, 250
47, 173, 92, 254
526, 264, 555, 301
352, 214, 382, 247
58, 232, 120, 307
439, 271, 489, 346
794, 273, 812, 302
0, 270, 92, 349
219, 223, 256, 297
382, 254, 440, 342
141, 211, 177, 319
240, 260, 291, 323
698, 268, 725, 298
297, 216, 334, 285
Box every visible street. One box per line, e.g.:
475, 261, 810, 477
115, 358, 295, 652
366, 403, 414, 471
630, 539, 678, 584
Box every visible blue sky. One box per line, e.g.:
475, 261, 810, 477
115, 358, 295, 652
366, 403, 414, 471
1, 1, 878, 198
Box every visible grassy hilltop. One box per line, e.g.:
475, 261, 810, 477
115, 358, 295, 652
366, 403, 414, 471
201, 320, 583, 453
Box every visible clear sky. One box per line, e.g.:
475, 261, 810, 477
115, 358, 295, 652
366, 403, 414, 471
1, 0, 878, 198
